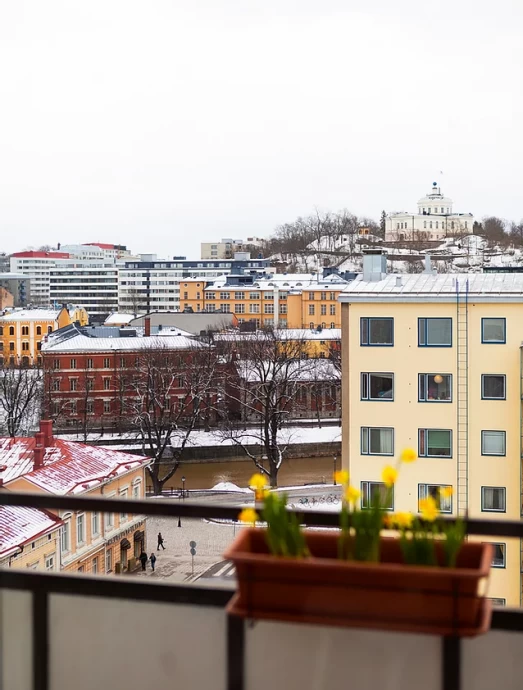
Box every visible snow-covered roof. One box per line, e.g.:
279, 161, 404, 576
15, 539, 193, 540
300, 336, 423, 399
0, 437, 149, 494
0, 309, 61, 322
215, 328, 340, 342
42, 332, 203, 353
339, 272, 523, 302
0, 505, 63, 558
236, 358, 340, 383
104, 313, 140, 325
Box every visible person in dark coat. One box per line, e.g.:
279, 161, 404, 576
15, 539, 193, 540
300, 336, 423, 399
157, 532, 165, 550
150, 552, 157, 572
139, 551, 148, 571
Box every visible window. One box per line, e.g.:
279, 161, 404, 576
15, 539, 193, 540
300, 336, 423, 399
105, 549, 112, 572
249, 304, 260, 314
52, 379, 60, 391
330, 304, 336, 316
488, 598, 506, 607
207, 292, 215, 300
104, 510, 114, 530
47, 326, 52, 334
361, 482, 394, 511
22, 341, 30, 352
9, 342, 14, 351
360, 318, 393, 346
219, 292, 230, 300
361, 373, 393, 401
103, 357, 110, 368
22, 325, 29, 336
234, 292, 245, 300
70, 358, 77, 369
330, 322, 335, 328
481, 487, 506, 512
86, 400, 94, 414
482, 374, 506, 400
264, 304, 274, 314
235, 304, 245, 313
481, 430, 506, 456
61, 517, 71, 552
92, 557, 98, 574
219, 304, 230, 313
279, 304, 287, 314
45, 555, 55, 571
418, 374, 451, 402
488, 543, 506, 568
9, 326, 14, 336
309, 304, 315, 315
418, 429, 452, 457
92, 512, 100, 536
53, 359, 60, 370
308, 292, 315, 300
70, 378, 78, 392
133, 480, 142, 499
103, 400, 111, 413
330, 292, 336, 301
418, 318, 452, 347
103, 377, 111, 390
77, 513, 85, 544
120, 489, 128, 522
418, 484, 452, 513
481, 318, 506, 344
361, 427, 394, 455
70, 400, 77, 415
320, 304, 327, 315
36, 325, 42, 335
249, 292, 259, 300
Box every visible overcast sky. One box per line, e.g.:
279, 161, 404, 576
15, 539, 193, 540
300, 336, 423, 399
1, 0, 522, 257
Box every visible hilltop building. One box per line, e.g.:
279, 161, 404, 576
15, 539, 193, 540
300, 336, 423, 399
385, 182, 474, 242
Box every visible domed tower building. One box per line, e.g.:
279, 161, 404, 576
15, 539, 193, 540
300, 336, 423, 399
385, 182, 474, 242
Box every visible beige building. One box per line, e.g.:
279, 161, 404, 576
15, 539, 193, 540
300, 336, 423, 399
340, 252, 522, 607
0, 504, 62, 571
201, 239, 250, 259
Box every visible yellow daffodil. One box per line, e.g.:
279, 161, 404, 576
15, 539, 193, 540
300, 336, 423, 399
382, 514, 392, 529
419, 496, 439, 522
255, 488, 269, 502
334, 469, 349, 485
400, 447, 417, 464
440, 486, 453, 499
393, 512, 413, 529
381, 465, 398, 487
249, 473, 268, 490
344, 485, 361, 504
238, 508, 258, 525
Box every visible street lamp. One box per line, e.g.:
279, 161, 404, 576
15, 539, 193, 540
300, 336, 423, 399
182, 476, 186, 500
333, 455, 338, 484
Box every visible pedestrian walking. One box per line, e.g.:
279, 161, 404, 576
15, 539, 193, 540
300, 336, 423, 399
139, 551, 148, 571
150, 553, 157, 572
157, 532, 165, 550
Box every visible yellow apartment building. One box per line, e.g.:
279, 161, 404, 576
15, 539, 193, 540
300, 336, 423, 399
2, 420, 149, 575
339, 251, 523, 607
0, 505, 62, 571
214, 328, 341, 359
181, 272, 351, 330
0, 306, 88, 366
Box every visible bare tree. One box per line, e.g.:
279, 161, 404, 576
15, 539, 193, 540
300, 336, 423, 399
124, 343, 219, 494
0, 362, 43, 437
308, 359, 341, 428
219, 328, 315, 487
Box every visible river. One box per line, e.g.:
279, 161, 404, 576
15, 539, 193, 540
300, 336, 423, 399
155, 455, 338, 492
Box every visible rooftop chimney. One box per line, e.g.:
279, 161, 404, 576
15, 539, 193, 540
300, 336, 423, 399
395, 276, 402, 288
144, 317, 151, 337
34, 443, 45, 470
39, 420, 54, 447
362, 250, 387, 282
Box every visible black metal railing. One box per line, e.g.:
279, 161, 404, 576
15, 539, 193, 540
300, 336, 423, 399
1, 491, 523, 690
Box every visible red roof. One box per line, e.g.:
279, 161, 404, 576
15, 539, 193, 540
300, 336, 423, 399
11, 251, 70, 259
0, 505, 62, 558
0, 437, 149, 495
83, 243, 116, 250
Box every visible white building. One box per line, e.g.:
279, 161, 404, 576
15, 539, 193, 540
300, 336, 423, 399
385, 182, 474, 242
10, 251, 72, 305
201, 238, 262, 260
49, 259, 120, 319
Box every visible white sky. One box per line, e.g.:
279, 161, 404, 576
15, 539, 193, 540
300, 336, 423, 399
0, 0, 522, 257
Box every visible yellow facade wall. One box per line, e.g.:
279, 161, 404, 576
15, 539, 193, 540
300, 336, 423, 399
341, 299, 521, 607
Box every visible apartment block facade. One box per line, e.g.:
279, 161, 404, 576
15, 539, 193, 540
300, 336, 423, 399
10, 251, 71, 305
340, 256, 523, 606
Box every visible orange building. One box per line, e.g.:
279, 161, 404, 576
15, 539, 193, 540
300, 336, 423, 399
1, 420, 149, 574
181, 271, 353, 330
0, 287, 14, 310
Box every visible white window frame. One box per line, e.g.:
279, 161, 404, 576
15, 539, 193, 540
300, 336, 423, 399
360, 427, 394, 456
76, 513, 86, 545
481, 486, 506, 513
61, 514, 71, 553
481, 430, 506, 456
418, 484, 452, 514
91, 512, 100, 537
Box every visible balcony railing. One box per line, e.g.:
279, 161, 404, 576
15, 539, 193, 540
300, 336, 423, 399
1, 491, 523, 690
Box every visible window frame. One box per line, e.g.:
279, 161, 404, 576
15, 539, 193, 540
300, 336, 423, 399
360, 372, 394, 402
418, 428, 453, 458
418, 317, 452, 347
76, 513, 86, 545
360, 317, 394, 347
481, 486, 506, 513
418, 373, 452, 403
485, 542, 506, 568
360, 427, 394, 456
481, 430, 506, 456
481, 374, 506, 400
361, 481, 394, 511
481, 317, 506, 344
60, 514, 71, 553
418, 483, 452, 514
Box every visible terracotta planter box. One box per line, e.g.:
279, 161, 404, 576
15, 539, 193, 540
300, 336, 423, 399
224, 529, 493, 636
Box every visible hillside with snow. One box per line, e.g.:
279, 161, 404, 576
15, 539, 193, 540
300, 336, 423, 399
269, 234, 523, 275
